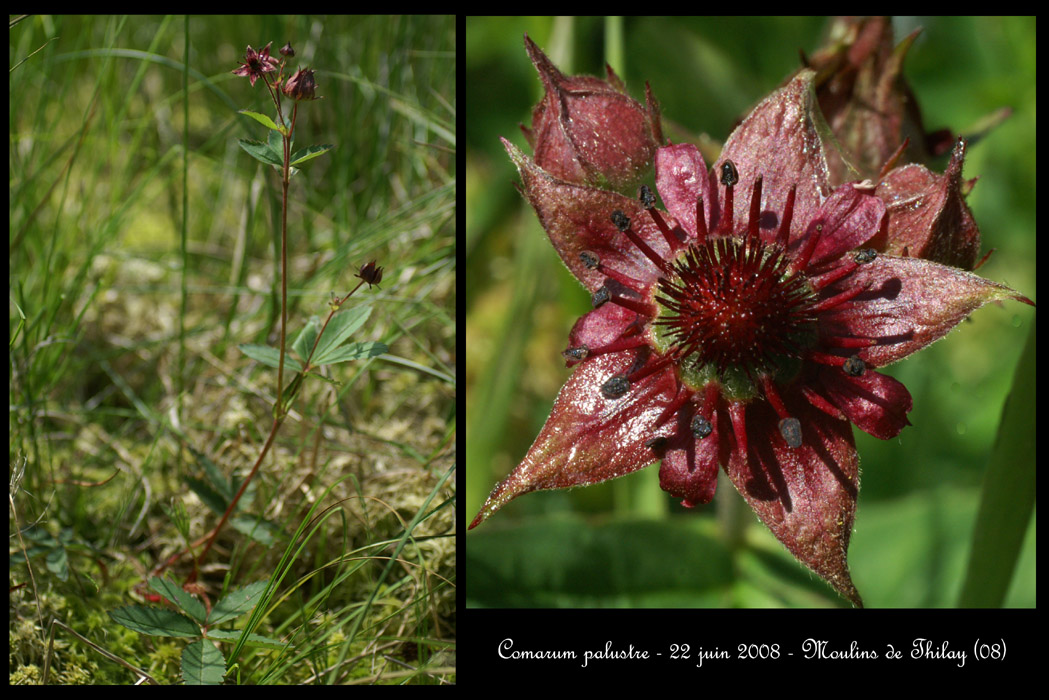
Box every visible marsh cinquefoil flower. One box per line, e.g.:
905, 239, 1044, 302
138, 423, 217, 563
231, 41, 280, 87
470, 55, 1033, 606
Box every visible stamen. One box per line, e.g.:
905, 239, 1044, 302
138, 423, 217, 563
801, 385, 846, 420
611, 210, 671, 276
808, 282, 870, 313
718, 161, 736, 236
601, 374, 631, 399
579, 251, 644, 288
639, 185, 684, 250
591, 282, 653, 316
695, 193, 708, 238
728, 401, 748, 460
842, 355, 866, 377
691, 414, 713, 439
787, 221, 823, 277
747, 175, 763, 245
761, 376, 801, 449
774, 184, 796, 249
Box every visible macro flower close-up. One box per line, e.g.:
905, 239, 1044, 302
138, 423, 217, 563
466, 17, 1035, 608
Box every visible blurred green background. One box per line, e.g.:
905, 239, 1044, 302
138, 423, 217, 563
466, 16, 1034, 607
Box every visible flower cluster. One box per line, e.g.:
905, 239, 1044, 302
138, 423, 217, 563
232, 40, 321, 101
470, 29, 1033, 606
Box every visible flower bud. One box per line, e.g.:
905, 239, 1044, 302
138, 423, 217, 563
521, 35, 662, 193
355, 260, 384, 288
282, 67, 320, 101
280, 42, 295, 57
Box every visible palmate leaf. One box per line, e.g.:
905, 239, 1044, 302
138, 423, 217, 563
109, 605, 200, 637
206, 581, 269, 626
181, 639, 226, 685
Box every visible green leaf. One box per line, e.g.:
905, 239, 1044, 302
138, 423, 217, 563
149, 576, 208, 624
237, 109, 280, 132
292, 317, 321, 363
206, 581, 269, 626
959, 319, 1036, 607
315, 341, 387, 366
237, 139, 283, 167
289, 144, 333, 166
267, 129, 288, 161
108, 605, 201, 637
181, 639, 226, 685
205, 629, 288, 650
238, 343, 304, 372
312, 305, 373, 364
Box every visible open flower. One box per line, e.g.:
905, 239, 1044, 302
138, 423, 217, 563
470, 68, 1033, 606
232, 41, 280, 87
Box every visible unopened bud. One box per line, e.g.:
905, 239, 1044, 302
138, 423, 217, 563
356, 260, 384, 288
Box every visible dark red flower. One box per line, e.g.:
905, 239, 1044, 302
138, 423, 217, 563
232, 41, 280, 87
355, 260, 384, 288
470, 70, 1033, 607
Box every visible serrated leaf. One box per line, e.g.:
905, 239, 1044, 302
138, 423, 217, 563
238, 343, 304, 372
289, 144, 333, 166
149, 576, 208, 624
315, 341, 388, 366
181, 639, 226, 685
207, 581, 269, 626
205, 629, 288, 650
109, 605, 201, 637
237, 139, 283, 167
312, 305, 372, 364
237, 109, 280, 132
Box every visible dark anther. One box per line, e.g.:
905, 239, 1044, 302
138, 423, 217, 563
854, 249, 877, 264
639, 185, 657, 210
579, 251, 600, 269
601, 374, 631, 399
645, 436, 668, 451
611, 210, 631, 232
843, 354, 866, 377
562, 346, 589, 362
778, 417, 802, 448
591, 286, 610, 308
720, 159, 739, 186
691, 415, 713, 439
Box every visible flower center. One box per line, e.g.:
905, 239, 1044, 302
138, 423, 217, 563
652, 235, 818, 400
